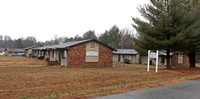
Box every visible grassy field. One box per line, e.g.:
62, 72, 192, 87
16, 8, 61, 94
0, 57, 200, 99
0, 56, 47, 66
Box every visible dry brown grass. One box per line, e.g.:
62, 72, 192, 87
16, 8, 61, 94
0, 56, 47, 66
0, 62, 200, 99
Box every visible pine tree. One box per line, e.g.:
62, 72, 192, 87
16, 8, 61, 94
82, 30, 97, 40
183, 22, 200, 67
132, 0, 200, 68
99, 25, 122, 49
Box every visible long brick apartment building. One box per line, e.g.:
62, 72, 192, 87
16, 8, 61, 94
30, 39, 115, 67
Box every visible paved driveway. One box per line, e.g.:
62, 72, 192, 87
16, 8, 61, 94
95, 79, 200, 99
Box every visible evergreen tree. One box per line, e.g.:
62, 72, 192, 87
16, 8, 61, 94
15, 38, 24, 48
181, 0, 200, 67
82, 30, 97, 40
99, 25, 122, 49
73, 35, 82, 41
132, 0, 200, 68
183, 22, 200, 67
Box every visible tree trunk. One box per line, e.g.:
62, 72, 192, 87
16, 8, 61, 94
166, 49, 171, 68
188, 52, 196, 67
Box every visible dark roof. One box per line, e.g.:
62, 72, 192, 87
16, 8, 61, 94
24, 45, 42, 50
34, 44, 57, 50
113, 49, 138, 55
5, 48, 25, 53
34, 39, 116, 51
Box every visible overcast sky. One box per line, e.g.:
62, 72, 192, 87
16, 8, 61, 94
0, 0, 149, 42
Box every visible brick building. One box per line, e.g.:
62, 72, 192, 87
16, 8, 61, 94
32, 39, 115, 67
171, 52, 189, 66
24, 45, 42, 57
113, 49, 140, 64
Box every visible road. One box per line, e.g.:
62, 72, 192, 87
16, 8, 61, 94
95, 79, 200, 99
0, 65, 47, 67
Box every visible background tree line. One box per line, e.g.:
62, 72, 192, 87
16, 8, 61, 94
0, 35, 37, 48
0, 26, 135, 49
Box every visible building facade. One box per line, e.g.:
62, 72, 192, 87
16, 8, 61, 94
171, 52, 189, 66
32, 39, 115, 67
113, 49, 140, 64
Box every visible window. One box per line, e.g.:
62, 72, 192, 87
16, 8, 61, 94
52, 50, 56, 58
62, 50, 67, 59
161, 56, 165, 63
129, 56, 132, 60
123, 55, 125, 58
46, 51, 49, 56
64, 50, 67, 58
52, 50, 54, 57
118, 55, 120, 62
42, 51, 44, 56
90, 42, 95, 48
178, 53, 183, 64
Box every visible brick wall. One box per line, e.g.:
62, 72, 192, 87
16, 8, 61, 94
171, 53, 189, 66
67, 43, 113, 67
48, 60, 58, 66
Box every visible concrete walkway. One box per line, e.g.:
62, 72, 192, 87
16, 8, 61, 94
95, 79, 200, 99
0, 65, 47, 68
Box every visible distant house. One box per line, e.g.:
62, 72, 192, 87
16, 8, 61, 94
0, 48, 5, 56
33, 39, 115, 67
4, 48, 25, 56
113, 49, 140, 64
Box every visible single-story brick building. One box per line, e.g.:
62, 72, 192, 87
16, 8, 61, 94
113, 49, 140, 64
24, 45, 42, 57
139, 51, 189, 66
32, 45, 54, 59
171, 52, 189, 66
32, 39, 115, 67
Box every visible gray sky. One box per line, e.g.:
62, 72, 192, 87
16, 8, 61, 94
0, 0, 149, 42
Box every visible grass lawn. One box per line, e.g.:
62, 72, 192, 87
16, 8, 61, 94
0, 56, 47, 66
1, 57, 200, 99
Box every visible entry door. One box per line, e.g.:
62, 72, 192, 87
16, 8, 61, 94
118, 55, 121, 62
58, 51, 61, 65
